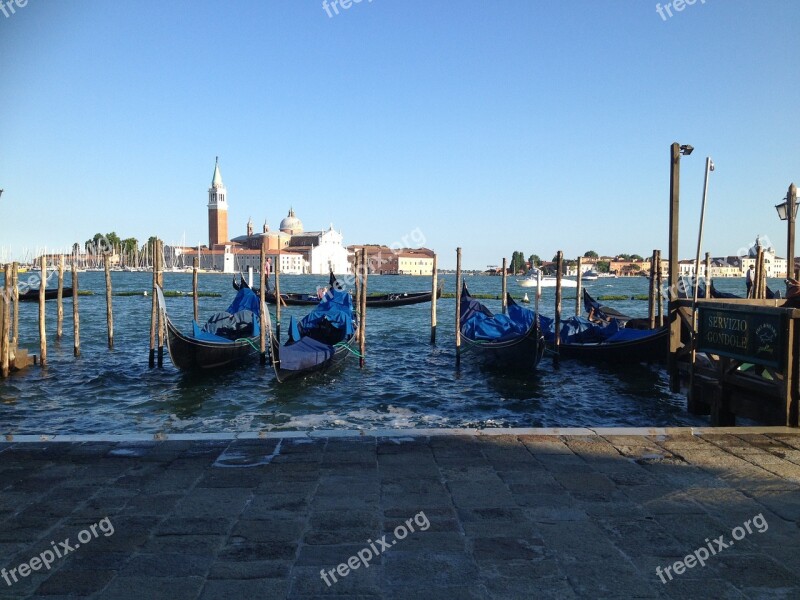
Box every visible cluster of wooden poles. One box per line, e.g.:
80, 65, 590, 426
1, 253, 117, 378
749, 245, 771, 299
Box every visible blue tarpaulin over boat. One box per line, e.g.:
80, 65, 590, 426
190, 288, 261, 343
279, 337, 335, 371
460, 294, 535, 342
299, 289, 355, 338
278, 288, 355, 373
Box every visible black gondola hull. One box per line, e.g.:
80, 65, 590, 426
19, 288, 74, 302
164, 318, 259, 370
234, 276, 441, 308
554, 327, 668, 364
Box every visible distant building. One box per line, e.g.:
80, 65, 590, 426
347, 245, 435, 275
207, 157, 228, 249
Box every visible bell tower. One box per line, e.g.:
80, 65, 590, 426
207, 157, 228, 248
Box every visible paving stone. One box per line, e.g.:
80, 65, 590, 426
95, 575, 204, 600
207, 559, 290, 580
198, 578, 290, 599
119, 552, 213, 577
34, 569, 116, 595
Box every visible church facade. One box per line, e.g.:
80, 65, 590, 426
190, 158, 351, 274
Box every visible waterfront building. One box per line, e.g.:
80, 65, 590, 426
347, 245, 435, 275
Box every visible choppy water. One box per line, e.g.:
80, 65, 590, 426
0, 271, 772, 434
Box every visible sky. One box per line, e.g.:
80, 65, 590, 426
0, 0, 798, 270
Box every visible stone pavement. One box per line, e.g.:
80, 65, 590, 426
1, 428, 800, 599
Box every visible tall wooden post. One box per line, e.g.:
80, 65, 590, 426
753, 247, 763, 300
1, 264, 10, 378
501, 257, 508, 314
275, 250, 281, 346
649, 250, 657, 329
455, 247, 462, 366
11, 262, 19, 361
554, 251, 563, 364
787, 183, 797, 283
668, 142, 685, 391
38, 255, 47, 367
149, 237, 158, 368
704, 252, 711, 298
259, 242, 266, 365
656, 250, 664, 327
430, 253, 438, 344
56, 255, 64, 340
157, 241, 164, 367
192, 256, 199, 322
354, 252, 362, 344
72, 260, 80, 357
575, 257, 583, 317
359, 248, 367, 368
104, 253, 114, 349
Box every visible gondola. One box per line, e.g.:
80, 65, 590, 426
234, 273, 441, 308
459, 283, 545, 371
156, 285, 262, 370
551, 322, 669, 363
545, 290, 667, 363
268, 287, 358, 383
18, 287, 74, 302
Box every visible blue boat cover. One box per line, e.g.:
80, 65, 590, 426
541, 315, 622, 344
227, 287, 261, 317
276, 288, 355, 373
299, 288, 355, 338
287, 316, 301, 343
460, 294, 535, 342
279, 336, 335, 371
190, 288, 261, 343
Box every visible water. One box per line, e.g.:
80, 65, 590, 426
0, 272, 773, 434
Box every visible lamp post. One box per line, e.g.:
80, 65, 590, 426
668, 142, 693, 391
775, 183, 798, 281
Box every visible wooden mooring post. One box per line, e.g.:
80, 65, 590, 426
501, 257, 508, 314
259, 243, 266, 365
149, 237, 159, 368
575, 256, 582, 317
72, 259, 80, 357
275, 250, 281, 347
354, 251, 361, 344
38, 255, 47, 367
1, 264, 10, 378
11, 262, 19, 362
56, 255, 64, 341
554, 251, 563, 365
430, 253, 438, 344
649, 250, 657, 329
157, 241, 165, 367
656, 250, 664, 327
455, 247, 462, 366
192, 256, 199, 322
104, 253, 114, 349
359, 248, 367, 368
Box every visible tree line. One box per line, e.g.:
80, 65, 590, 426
503, 250, 647, 274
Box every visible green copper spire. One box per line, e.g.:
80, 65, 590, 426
211, 156, 223, 187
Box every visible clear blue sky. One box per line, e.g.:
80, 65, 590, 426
1, 0, 798, 269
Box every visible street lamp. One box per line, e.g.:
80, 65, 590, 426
668, 142, 693, 391
775, 183, 799, 280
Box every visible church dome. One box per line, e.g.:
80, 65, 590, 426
279, 208, 303, 234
